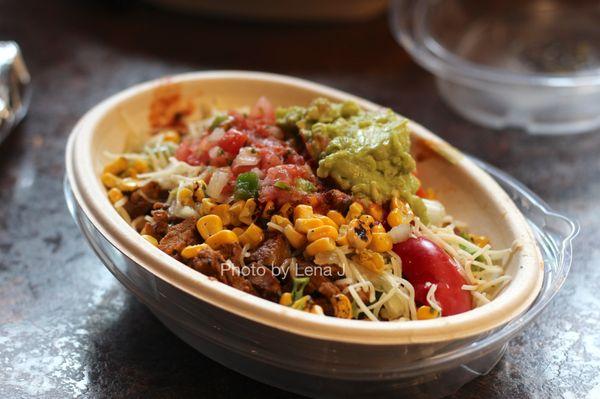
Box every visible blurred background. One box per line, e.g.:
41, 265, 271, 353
0, 1, 599, 398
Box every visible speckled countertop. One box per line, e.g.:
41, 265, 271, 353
0, 1, 599, 398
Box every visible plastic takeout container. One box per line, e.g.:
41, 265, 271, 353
64, 71, 577, 397
390, 0, 600, 134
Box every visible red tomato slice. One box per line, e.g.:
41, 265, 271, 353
393, 237, 472, 316
218, 129, 247, 155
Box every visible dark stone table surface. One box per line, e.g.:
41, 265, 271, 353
1, 1, 598, 398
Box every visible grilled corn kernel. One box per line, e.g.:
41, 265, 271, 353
132, 158, 149, 173
126, 168, 138, 178
205, 229, 239, 248
307, 225, 338, 242
367, 203, 383, 221
271, 214, 292, 228
370, 232, 393, 252
239, 223, 264, 248
177, 187, 194, 207
305, 237, 336, 256
103, 157, 128, 175
387, 206, 414, 227
346, 202, 363, 222
353, 250, 385, 274
310, 304, 324, 315
279, 292, 293, 306
212, 204, 232, 226
163, 130, 180, 143
337, 225, 349, 246
317, 215, 338, 229
107, 188, 124, 204
417, 305, 439, 320
239, 199, 256, 225
283, 225, 306, 249
228, 200, 245, 226
280, 202, 293, 218
294, 204, 313, 220
389, 200, 414, 226
347, 218, 372, 249
294, 218, 323, 234
359, 214, 375, 227
371, 223, 386, 234
471, 234, 490, 248
390, 196, 402, 210
141, 234, 158, 246
194, 184, 206, 202
262, 200, 275, 218
326, 210, 345, 227
201, 198, 216, 215
101, 172, 119, 188
117, 178, 139, 192
331, 294, 352, 319
387, 208, 402, 227
196, 214, 223, 240
229, 200, 245, 215
181, 243, 210, 259
232, 227, 245, 236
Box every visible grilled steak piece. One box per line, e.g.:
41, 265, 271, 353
247, 263, 282, 302
249, 233, 291, 268
321, 189, 352, 213
124, 181, 165, 219
149, 209, 169, 237
219, 242, 244, 267
158, 216, 199, 256
188, 247, 256, 295
189, 247, 223, 277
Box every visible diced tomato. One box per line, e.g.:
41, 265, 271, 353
209, 147, 234, 167
259, 147, 283, 170
175, 137, 209, 166
218, 128, 247, 155
257, 124, 284, 140
393, 237, 472, 316
259, 164, 316, 206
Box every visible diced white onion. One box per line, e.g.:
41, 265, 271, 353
207, 169, 231, 198
209, 146, 222, 159
423, 199, 446, 226
173, 205, 198, 219
388, 224, 411, 243
207, 127, 225, 142
232, 147, 260, 167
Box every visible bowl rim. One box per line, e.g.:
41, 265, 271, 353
389, 0, 600, 88
65, 70, 544, 345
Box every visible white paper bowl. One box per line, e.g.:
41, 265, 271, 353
65, 71, 552, 397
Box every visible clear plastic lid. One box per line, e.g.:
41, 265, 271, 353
389, 0, 600, 134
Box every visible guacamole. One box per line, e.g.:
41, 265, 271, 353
276, 98, 427, 222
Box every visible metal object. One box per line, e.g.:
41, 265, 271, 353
0, 41, 31, 144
